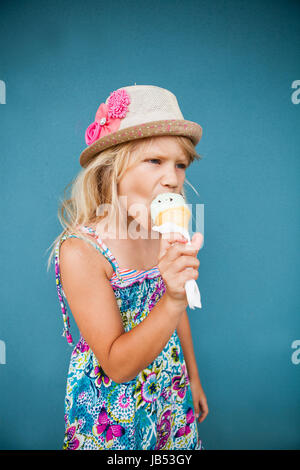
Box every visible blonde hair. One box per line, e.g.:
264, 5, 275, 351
45, 135, 203, 272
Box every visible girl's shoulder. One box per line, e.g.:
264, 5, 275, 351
59, 229, 114, 281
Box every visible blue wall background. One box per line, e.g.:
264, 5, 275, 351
0, 0, 299, 450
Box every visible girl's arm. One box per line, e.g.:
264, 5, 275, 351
176, 309, 201, 382
177, 310, 209, 423
59, 237, 188, 384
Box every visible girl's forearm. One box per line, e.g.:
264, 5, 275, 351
176, 310, 201, 381
107, 293, 187, 383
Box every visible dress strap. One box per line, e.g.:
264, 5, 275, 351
54, 234, 74, 345
79, 225, 121, 272
54, 228, 125, 345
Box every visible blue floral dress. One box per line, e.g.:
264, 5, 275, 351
54, 225, 204, 450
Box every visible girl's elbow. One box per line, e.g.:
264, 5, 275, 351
109, 367, 137, 384
101, 362, 131, 384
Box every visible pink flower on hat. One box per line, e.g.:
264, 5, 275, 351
85, 89, 131, 146
85, 121, 102, 145
107, 88, 131, 119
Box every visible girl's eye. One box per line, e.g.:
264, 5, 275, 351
146, 159, 186, 169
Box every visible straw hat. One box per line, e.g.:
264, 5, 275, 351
79, 84, 203, 168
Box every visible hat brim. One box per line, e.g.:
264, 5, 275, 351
79, 119, 202, 168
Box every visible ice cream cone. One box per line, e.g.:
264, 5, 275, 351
150, 193, 190, 228
150, 192, 202, 309
154, 205, 191, 230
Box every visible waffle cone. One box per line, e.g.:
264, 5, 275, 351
154, 205, 190, 229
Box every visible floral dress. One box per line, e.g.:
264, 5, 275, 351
54, 225, 204, 450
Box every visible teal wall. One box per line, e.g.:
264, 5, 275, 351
0, 0, 299, 450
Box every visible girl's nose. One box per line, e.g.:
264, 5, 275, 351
161, 165, 179, 188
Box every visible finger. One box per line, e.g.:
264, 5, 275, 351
161, 231, 187, 239
175, 257, 199, 275
159, 232, 187, 259
175, 259, 200, 277
165, 269, 198, 297
166, 243, 198, 262
161, 231, 188, 244
198, 410, 208, 422
179, 267, 199, 285
198, 403, 209, 422
191, 232, 204, 251
159, 242, 187, 261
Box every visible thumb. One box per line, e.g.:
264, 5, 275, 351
190, 232, 204, 251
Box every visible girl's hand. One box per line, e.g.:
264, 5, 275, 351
189, 376, 209, 423
158, 232, 203, 307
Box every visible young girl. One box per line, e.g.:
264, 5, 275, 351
47, 85, 208, 450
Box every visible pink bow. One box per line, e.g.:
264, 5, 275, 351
85, 88, 131, 145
